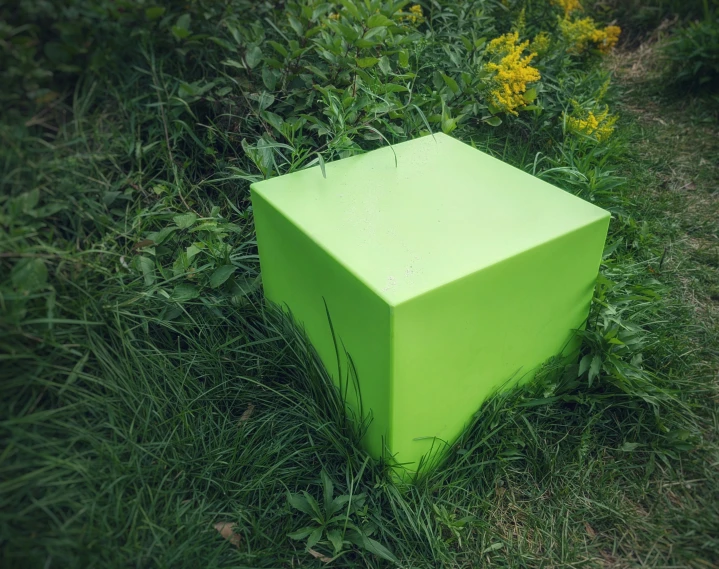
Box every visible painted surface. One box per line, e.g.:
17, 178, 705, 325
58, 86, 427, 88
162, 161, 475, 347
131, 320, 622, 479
251, 133, 610, 471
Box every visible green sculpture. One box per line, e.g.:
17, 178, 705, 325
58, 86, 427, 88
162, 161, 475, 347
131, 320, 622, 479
251, 133, 609, 474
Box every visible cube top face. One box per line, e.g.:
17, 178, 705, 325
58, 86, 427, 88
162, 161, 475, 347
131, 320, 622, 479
251, 133, 609, 306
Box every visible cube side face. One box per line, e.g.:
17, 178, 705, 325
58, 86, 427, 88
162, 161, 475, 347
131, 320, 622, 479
252, 189, 392, 458
390, 216, 610, 469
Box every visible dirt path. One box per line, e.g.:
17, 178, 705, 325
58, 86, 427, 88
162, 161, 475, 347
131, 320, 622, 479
612, 40, 719, 352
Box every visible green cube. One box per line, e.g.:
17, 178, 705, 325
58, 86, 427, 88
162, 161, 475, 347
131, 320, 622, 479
251, 133, 609, 471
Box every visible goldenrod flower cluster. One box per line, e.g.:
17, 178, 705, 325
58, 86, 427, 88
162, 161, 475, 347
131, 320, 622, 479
552, 0, 583, 17
398, 4, 424, 25
565, 104, 617, 141
559, 17, 621, 54
483, 32, 541, 116
594, 25, 621, 53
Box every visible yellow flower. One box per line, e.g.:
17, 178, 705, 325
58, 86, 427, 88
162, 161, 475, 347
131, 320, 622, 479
559, 17, 621, 54
483, 32, 541, 116
565, 103, 617, 141
594, 25, 621, 53
553, 0, 583, 17
407, 4, 424, 24
328, 12, 340, 21
395, 4, 424, 25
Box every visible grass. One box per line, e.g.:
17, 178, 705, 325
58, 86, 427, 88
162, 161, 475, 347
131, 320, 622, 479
2, 2, 718, 568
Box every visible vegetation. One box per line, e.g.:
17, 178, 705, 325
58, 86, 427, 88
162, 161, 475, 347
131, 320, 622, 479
1, 0, 717, 567
594, 0, 719, 93
664, 10, 719, 90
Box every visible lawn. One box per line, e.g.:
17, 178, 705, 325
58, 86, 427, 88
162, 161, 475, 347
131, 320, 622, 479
1, 1, 718, 567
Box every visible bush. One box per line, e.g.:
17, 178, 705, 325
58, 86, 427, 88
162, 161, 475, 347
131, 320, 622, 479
590, 0, 717, 43
664, 13, 719, 90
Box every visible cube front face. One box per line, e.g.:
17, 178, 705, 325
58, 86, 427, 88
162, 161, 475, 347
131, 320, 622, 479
251, 134, 610, 471
390, 218, 609, 466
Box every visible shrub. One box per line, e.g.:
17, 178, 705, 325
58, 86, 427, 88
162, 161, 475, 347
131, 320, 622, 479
589, 0, 717, 42
664, 13, 719, 90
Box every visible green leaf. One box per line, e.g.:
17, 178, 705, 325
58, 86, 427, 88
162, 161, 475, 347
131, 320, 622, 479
17, 189, 40, 213
356, 56, 379, 68
11, 258, 48, 292
147, 226, 177, 245
287, 14, 304, 37
336, 23, 360, 42
186, 244, 202, 260
176, 13, 191, 30
171, 284, 199, 302
620, 441, 641, 452
326, 529, 343, 554
302, 491, 323, 518
173, 213, 197, 229
145, 6, 165, 20
171, 13, 191, 39
262, 67, 277, 91
362, 537, 399, 563
135, 256, 155, 287
329, 494, 351, 517
316, 152, 326, 179
321, 471, 334, 513
578, 354, 592, 377
362, 27, 387, 42
287, 526, 316, 540
210, 265, 236, 288
484, 116, 502, 127
338, 0, 362, 20
441, 103, 457, 134
258, 92, 275, 111
222, 59, 245, 69
306, 527, 323, 549
287, 492, 316, 517
441, 72, 460, 94
245, 46, 263, 69
588, 354, 602, 386
230, 276, 260, 301
523, 87, 538, 103
366, 13, 393, 28
378, 55, 391, 74
261, 111, 285, 133
267, 40, 288, 57
398, 50, 409, 68
171, 26, 191, 40
482, 542, 504, 554
172, 252, 189, 278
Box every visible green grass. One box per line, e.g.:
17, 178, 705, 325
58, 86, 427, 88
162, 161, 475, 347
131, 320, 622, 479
2, 1, 718, 567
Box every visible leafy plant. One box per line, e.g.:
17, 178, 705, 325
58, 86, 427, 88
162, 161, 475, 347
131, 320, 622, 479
432, 504, 474, 548
664, 12, 719, 90
287, 470, 398, 563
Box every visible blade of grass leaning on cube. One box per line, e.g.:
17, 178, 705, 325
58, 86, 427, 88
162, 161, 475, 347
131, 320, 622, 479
251, 133, 610, 474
